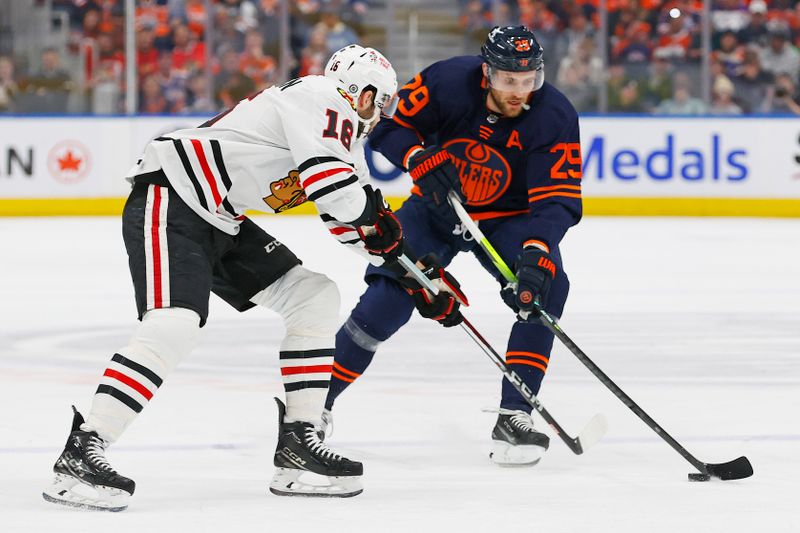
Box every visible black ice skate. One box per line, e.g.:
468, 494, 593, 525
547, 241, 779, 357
490, 408, 551, 466
270, 398, 362, 498
42, 406, 135, 511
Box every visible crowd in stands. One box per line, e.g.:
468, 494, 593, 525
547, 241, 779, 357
460, 0, 800, 114
0, 0, 367, 114
2, 1, 800, 115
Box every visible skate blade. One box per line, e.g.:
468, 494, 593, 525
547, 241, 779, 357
42, 473, 130, 512
490, 440, 546, 467
269, 467, 362, 498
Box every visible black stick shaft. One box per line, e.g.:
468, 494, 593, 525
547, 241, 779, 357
460, 317, 583, 454
535, 309, 707, 472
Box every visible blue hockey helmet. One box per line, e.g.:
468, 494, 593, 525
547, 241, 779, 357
481, 26, 545, 93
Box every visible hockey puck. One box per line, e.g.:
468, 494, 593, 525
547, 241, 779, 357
688, 473, 712, 482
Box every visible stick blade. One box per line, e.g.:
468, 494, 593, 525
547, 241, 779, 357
705, 456, 753, 480
576, 414, 608, 454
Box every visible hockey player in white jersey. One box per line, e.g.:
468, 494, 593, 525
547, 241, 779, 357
43, 45, 465, 510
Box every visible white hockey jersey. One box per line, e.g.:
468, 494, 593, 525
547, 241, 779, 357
126, 76, 374, 249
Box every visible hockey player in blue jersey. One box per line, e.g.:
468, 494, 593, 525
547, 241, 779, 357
323, 26, 583, 466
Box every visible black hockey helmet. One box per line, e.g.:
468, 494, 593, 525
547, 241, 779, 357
481, 26, 544, 73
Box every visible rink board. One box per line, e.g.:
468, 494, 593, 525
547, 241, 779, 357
1, 115, 799, 216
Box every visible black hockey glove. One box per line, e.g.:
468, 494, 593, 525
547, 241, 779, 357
399, 254, 469, 328
408, 146, 466, 225
501, 244, 556, 317
356, 187, 404, 262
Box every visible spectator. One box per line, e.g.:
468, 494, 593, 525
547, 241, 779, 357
212, 6, 246, 57
298, 27, 331, 77
766, 72, 800, 114
557, 62, 596, 112
155, 51, 188, 110
733, 50, 772, 113
614, 21, 653, 63
738, 0, 769, 48
186, 72, 217, 113
139, 74, 168, 114
655, 72, 708, 114
640, 50, 674, 111
218, 71, 256, 109
713, 30, 744, 77
711, 0, 750, 33
136, 29, 160, 82
460, 0, 493, 45
315, 4, 360, 53
171, 23, 207, 75
607, 63, 645, 112
557, 36, 603, 92
183, 0, 209, 38
239, 29, 277, 89
553, 11, 595, 62
136, 0, 170, 41
654, 8, 694, 61
710, 75, 742, 114
758, 23, 800, 80
20, 48, 74, 113
0, 55, 18, 113
213, 46, 241, 104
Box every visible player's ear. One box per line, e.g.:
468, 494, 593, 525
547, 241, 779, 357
358, 88, 376, 110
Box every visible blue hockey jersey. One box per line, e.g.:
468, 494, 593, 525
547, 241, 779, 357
369, 55, 583, 249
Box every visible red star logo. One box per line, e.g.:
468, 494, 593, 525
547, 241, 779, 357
58, 150, 82, 172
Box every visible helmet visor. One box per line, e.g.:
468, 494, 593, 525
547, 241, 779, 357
487, 67, 543, 93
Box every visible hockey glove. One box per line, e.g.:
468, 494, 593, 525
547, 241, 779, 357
356, 187, 404, 262
503, 243, 557, 316
399, 254, 469, 328
408, 147, 466, 226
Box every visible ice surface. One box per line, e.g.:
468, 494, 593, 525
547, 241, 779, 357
1, 216, 798, 532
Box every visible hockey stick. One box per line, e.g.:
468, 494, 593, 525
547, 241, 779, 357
396, 254, 607, 455
448, 191, 754, 481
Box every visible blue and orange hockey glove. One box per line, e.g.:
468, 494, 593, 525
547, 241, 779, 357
399, 254, 469, 328
408, 146, 466, 219
501, 242, 556, 316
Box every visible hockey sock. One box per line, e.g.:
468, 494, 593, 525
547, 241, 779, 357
325, 320, 380, 409
82, 307, 201, 443
325, 277, 416, 410
500, 321, 555, 412
251, 266, 341, 425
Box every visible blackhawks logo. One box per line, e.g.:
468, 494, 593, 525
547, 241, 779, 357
263, 170, 308, 213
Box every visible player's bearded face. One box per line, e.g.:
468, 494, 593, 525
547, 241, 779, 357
484, 67, 538, 117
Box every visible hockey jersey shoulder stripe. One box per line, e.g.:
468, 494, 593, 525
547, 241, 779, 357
307, 174, 358, 202
302, 167, 353, 188
329, 225, 356, 236
298, 155, 350, 173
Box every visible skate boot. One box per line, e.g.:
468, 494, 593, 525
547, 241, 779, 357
270, 398, 362, 498
490, 408, 550, 466
42, 406, 135, 511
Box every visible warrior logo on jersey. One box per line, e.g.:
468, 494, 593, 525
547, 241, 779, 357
443, 139, 512, 206
263, 170, 308, 213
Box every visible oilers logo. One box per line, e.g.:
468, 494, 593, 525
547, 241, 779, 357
443, 139, 512, 206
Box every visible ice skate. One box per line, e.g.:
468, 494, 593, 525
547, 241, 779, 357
42, 407, 135, 511
490, 408, 550, 466
270, 399, 362, 498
